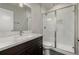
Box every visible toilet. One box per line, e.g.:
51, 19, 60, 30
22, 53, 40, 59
43, 41, 52, 55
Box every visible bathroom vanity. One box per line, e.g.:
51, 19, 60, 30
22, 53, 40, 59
0, 32, 43, 55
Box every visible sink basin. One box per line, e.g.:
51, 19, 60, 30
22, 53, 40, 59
14, 33, 36, 42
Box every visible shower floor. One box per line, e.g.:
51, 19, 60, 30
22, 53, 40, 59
50, 49, 64, 55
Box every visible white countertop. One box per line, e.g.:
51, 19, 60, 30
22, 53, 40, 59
0, 32, 42, 51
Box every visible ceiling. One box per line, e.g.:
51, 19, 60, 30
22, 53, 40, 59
10, 3, 57, 10
24, 3, 57, 10
40, 3, 56, 10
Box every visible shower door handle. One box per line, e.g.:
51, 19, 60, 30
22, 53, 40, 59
72, 47, 74, 49
54, 31, 57, 48
44, 26, 46, 29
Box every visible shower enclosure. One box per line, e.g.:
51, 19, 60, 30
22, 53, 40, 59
43, 4, 79, 54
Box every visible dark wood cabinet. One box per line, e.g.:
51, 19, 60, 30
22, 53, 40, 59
0, 36, 43, 55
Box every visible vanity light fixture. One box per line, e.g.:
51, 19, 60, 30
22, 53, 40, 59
19, 3, 24, 7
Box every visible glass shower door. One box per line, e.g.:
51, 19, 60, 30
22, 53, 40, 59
43, 12, 56, 47
56, 6, 75, 53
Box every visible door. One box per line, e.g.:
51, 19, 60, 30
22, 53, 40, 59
56, 6, 75, 53
43, 12, 56, 47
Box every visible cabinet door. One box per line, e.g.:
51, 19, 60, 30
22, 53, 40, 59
43, 12, 56, 47
56, 6, 75, 53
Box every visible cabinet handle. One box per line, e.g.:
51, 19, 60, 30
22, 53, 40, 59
78, 40, 79, 41
40, 47, 41, 48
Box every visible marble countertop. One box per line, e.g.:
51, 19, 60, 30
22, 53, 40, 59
0, 32, 42, 51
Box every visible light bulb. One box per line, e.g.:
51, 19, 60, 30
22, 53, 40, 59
19, 3, 23, 7
47, 18, 52, 21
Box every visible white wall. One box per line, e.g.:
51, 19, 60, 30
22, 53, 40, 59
31, 4, 43, 34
